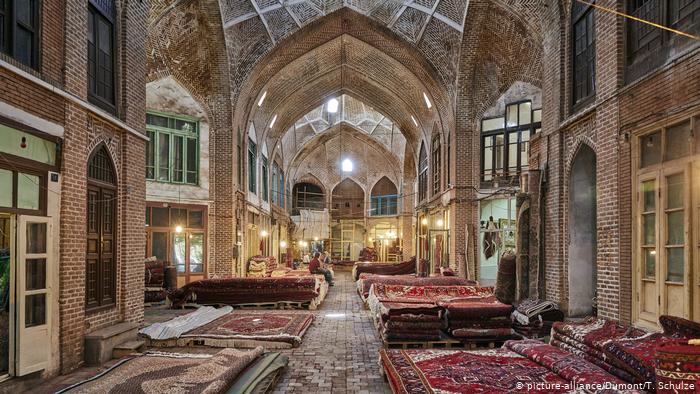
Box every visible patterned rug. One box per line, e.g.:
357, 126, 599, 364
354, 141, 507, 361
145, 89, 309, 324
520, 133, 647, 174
352, 259, 416, 281
369, 284, 494, 305
357, 275, 476, 301
168, 277, 320, 306
381, 348, 569, 393
59, 348, 263, 394
603, 332, 678, 384
181, 311, 315, 348
437, 296, 513, 319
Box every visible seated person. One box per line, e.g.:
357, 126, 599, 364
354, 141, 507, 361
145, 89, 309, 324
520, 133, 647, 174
308, 252, 334, 286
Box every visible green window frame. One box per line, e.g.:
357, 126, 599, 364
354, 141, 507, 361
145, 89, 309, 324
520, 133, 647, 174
146, 112, 199, 185
261, 155, 269, 202
248, 138, 257, 194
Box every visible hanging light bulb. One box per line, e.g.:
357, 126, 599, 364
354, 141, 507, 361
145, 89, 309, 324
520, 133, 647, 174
327, 98, 339, 113
313, 236, 319, 241
342, 158, 353, 172
260, 230, 269, 237
421, 218, 428, 226
280, 240, 287, 248
436, 219, 444, 228
175, 225, 183, 233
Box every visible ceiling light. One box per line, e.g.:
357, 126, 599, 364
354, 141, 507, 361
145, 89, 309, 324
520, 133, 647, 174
258, 91, 267, 107
436, 219, 444, 228
421, 218, 428, 226
411, 116, 418, 127
280, 240, 287, 248
342, 158, 353, 172
423, 92, 432, 109
260, 230, 269, 237
269, 114, 277, 128
327, 98, 339, 113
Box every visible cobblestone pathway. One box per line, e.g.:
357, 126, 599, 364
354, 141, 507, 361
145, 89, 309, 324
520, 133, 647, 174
272, 271, 392, 394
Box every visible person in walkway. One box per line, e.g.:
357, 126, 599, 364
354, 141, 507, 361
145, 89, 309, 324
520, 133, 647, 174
309, 252, 334, 286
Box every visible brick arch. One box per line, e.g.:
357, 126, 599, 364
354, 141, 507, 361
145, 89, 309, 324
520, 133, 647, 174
331, 177, 367, 197
294, 173, 327, 196
86, 133, 121, 181
565, 137, 598, 179
232, 9, 453, 154
370, 176, 398, 197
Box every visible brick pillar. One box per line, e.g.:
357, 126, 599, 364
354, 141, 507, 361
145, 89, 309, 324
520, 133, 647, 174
212, 95, 236, 277
58, 103, 88, 373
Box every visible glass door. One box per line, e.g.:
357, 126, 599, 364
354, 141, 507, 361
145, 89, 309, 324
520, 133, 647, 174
16, 215, 51, 376
0, 214, 13, 379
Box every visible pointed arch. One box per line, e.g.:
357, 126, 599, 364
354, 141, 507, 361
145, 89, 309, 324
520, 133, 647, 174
418, 142, 428, 202
332, 178, 365, 219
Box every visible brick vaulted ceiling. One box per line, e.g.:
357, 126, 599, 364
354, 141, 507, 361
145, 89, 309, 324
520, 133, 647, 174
147, 0, 544, 167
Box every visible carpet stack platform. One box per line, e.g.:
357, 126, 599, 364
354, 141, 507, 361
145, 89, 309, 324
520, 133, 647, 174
351, 257, 416, 281
140, 307, 315, 349
56, 347, 288, 394
356, 274, 476, 303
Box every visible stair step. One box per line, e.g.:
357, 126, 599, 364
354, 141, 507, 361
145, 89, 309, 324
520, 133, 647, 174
112, 340, 146, 358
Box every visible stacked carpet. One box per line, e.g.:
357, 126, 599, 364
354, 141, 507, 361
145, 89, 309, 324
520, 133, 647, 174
511, 299, 564, 339
141, 307, 315, 349
352, 257, 416, 281
167, 276, 326, 308
379, 309, 444, 341
367, 283, 494, 317
247, 256, 278, 277
359, 247, 378, 262
356, 274, 477, 303
380, 339, 645, 394
438, 295, 514, 339
57, 347, 275, 394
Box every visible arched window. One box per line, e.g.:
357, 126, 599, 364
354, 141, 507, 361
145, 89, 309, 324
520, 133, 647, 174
292, 182, 325, 215
431, 135, 441, 195
370, 177, 398, 216
418, 143, 428, 202
332, 179, 364, 219
445, 131, 451, 187
572, 0, 595, 106
86, 145, 117, 310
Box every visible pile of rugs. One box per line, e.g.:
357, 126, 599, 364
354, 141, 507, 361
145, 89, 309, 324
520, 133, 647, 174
144, 257, 176, 303
359, 247, 378, 262
247, 256, 278, 277
56, 347, 288, 394
380, 339, 643, 394
140, 306, 315, 349
511, 299, 563, 339
356, 274, 476, 303
352, 257, 416, 281
550, 315, 700, 387
368, 283, 514, 343
167, 275, 328, 309
438, 295, 514, 340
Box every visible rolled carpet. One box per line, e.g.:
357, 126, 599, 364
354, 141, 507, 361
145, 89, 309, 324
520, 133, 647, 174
451, 327, 514, 338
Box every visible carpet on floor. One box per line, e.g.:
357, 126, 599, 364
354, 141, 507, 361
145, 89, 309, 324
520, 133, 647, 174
57, 348, 263, 394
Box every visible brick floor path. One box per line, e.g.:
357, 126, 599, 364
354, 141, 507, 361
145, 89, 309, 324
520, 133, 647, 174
273, 271, 392, 394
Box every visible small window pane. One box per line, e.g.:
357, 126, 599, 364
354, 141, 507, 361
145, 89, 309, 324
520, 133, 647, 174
644, 249, 655, 279
151, 232, 167, 261
158, 134, 170, 181
506, 105, 518, 128
151, 207, 169, 227
186, 138, 197, 184
172, 234, 186, 273
518, 102, 531, 125
14, 28, 33, 67
666, 247, 684, 282
0, 169, 12, 207
188, 210, 203, 228
173, 135, 184, 183
642, 180, 655, 211
642, 214, 655, 245
665, 121, 691, 160
26, 258, 46, 290
16, 0, 32, 25
533, 109, 542, 123
17, 173, 39, 210
189, 233, 204, 273
640, 132, 661, 167
146, 131, 155, 179
26, 223, 46, 253
147, 114, 169, 128
667, 211, 684, 245
25, 294, 45, 327
482, 117, 504, 132
666, 174, 684, 209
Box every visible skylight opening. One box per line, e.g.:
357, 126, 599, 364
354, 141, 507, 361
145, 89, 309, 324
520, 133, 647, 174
327, 98, 339, 113
269, 114, 277, 128
411, 116, 418, 127
258, 91, 267, 106
423, 92, 432, 109
342, 158, 353, 172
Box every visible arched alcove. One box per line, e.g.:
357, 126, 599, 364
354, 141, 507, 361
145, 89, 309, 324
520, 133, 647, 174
332, 179, 365, 219
568, 144, 597, 316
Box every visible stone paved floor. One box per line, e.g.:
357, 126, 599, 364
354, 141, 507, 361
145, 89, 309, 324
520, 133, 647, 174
35, 271, 392, 393
272, 271, 392, 394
